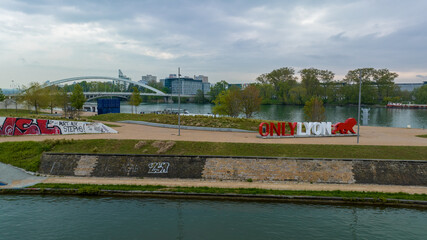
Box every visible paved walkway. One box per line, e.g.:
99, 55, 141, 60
43, 176, 427, 195
0, 121, 426, 146
0, 162, 45, 189
119, 120, 255, 132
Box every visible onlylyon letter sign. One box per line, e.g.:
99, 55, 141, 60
0, 117, 118, 136
258, 118, 357, 138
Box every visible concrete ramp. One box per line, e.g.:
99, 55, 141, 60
0, 162, 45, 189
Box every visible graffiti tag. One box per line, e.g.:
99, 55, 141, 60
0, 117, 117, 136
148, 162, 170, 173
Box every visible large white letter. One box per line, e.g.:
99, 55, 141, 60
312, 122, 322, 135
321, 122, 332, 135
297, 122, 306, 136
304, 122, 313, 136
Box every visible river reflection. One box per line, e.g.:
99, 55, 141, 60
1, 195, 426, 240
118, 103, 427, 129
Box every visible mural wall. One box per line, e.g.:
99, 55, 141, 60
0, 117, 117, 136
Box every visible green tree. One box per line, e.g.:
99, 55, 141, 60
343, 68, 378, 104
20, 82, 49, 114
194, 89, 206, 104
303, 97, 326, 122
372, 69, 399, 104
212, 88, 242, 117
288, 86, 307, 105
300, 68, 334, 99
70, 84, 86, 116
129, 87, 142, 113
414, 85, 427, 104
255, 83, 275, 104
256, 67, 297, 103
240, 85, 262, 118
58, 88, 70, 118
209, 80, 228, 102
46, 86, 61, 114
0, 89, 6, 110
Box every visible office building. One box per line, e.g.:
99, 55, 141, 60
163, 75, 210, 95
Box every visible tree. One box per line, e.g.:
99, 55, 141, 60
194, 89, 206, 104
209, 80, 228, 102
212, 88, 242, 117
256, 67, 297, 103
300, 68, 334, 98
20, 82, 49, 114
288, 86, 307, 105
255, 83, 275, 104
303, 97, 326, 122
0, 89, 5, 110
240, 85, 262, 118
372, 69, 399, 104
129, 87, 142, 113
58, 88, 70, 118
70, 84, 86, 116
343, 68, 378, 105
414, 85, 427, 104
46, 86, 60, 114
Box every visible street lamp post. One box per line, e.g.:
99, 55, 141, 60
11, 80, 18, 112
178, 67, 181, 136
357, 70, 362, 144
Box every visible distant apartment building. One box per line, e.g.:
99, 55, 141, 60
194, 75, 209, 83
163, 74, 210, 95
139, 74, 157, 85
396, 81, 426, 92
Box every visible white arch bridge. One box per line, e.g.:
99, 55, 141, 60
44, 76, 193, 100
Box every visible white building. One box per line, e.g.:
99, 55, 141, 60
139, 74, 157, 85
194, 75, 209, 83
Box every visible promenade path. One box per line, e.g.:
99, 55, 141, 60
43, 176, 427, 195
0, 162, 45, 189
0, 121, 426, 146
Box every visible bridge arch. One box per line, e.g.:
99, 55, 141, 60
85, 95, 130, 102
45, 76, 166, 95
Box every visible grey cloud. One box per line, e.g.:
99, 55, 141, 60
2, 0, 427, 85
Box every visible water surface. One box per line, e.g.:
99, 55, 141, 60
1, 195, 426, 240
118, 103, 427, 129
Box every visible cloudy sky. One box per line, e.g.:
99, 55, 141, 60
1, 0, 427, 88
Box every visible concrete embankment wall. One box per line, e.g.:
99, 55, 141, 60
40, 153, 427, 186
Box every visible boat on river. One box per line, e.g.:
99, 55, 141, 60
386, 102, 427, 109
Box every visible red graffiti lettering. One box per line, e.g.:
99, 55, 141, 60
0, 117, 62, 136
37, 119, 62, 134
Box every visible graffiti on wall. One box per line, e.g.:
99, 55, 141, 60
148, 162, 170, 173
0, 117, 117, 136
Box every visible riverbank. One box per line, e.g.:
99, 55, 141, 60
3, 181, 426, 208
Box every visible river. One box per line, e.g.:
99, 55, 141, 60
1, 195, 426, 240
118, 103, 427, 129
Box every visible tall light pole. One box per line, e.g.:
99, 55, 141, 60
11, 80, 18, 112
178, 67, 181, 136
357, 70, 362, 144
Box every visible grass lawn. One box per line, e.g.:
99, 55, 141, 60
49, 139, 427, 160
417, 134, 427, 138
89, 113, 269, 131
28, 183, 427, 201
1, 139, 426, 172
